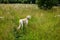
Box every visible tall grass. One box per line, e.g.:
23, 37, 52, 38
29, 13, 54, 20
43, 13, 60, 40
0, 4, 60, 40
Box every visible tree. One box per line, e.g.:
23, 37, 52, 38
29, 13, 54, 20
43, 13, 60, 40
31, 0, 36, 4
17, 0, 22, 3
0, 0, 7, 3
52, 0, 59, 6
38, 0, 53, 9
9, 0, 17, 3
0, 0, 2, 3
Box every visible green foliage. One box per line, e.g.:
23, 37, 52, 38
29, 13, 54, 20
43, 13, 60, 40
38, 0, 53, 9
52, 0, 59, 6
37, 0, 59, 9
0, 0, 37, 4
9, 0, 17, 3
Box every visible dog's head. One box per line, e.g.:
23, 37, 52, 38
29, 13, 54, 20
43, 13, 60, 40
26, 15, 31, 20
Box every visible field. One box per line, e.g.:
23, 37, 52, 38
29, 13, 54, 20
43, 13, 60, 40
0, 4, 60, 40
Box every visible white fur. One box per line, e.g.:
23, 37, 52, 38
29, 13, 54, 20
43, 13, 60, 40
17, 15, 31, 30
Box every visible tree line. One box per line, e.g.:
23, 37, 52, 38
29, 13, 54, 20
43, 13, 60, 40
0, 0, 36, 4
0, 0, 60, 9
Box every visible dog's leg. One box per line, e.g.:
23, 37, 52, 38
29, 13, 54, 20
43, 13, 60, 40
17, 20, 22, 30
17, 24, 21, 30
25, 20, 28, 26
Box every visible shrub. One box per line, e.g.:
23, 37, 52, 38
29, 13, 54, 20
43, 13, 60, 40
37, 0, 53, 9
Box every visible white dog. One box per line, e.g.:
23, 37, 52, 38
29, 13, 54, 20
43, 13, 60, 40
17, 15, 31, 30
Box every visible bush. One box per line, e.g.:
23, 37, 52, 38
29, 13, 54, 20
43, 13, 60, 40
52, 0, 59, 6
37, 0, 53, 9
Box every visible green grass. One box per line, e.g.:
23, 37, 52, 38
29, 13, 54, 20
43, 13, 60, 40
0, 4, 60, 40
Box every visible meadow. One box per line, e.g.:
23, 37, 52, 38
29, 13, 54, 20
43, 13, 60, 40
0, 4, 60, 40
